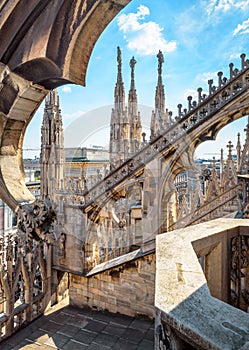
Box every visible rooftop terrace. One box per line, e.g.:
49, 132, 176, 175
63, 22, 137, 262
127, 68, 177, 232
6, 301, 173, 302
1, 298, 154, 350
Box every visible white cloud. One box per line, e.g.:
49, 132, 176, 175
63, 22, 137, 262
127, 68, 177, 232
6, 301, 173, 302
117, 5, 177, 56
61, 86, 72, 93
183, 89, 199, 103
233, 17, 249, 35
207, 0, 249, 15
195, 71, 219, 85
64, 110, 85, 119
182, 72, 219, 103
229, 52, 242, 59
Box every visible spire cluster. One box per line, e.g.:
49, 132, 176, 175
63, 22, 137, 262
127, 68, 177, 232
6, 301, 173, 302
110, 47, 142, 168
110, 47, 168, 168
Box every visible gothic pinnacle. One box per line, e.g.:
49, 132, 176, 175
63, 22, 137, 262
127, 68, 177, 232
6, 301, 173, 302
237, 133, 241, 148
227, 141, 233, 159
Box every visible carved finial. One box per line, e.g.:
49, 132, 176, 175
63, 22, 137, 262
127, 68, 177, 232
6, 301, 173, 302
217, 71, 223, 87
157, 50, 164, 76
227, 141, 233, 159
197, 87, 202, 104
208, 79, 215, 94
177, 104, 182, 118
187, 96, 192, 111
241, 53, 246, 70
237, 133, 242, 171
229, 62, 234, 79
142, 132, 146, 142
212, 156, 216, 168
237, 132, 241, 146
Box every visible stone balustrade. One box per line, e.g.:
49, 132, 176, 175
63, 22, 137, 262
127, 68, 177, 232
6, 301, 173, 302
155, 218, 249, 349
173, 185, 240, 229
0, 229, 52, 341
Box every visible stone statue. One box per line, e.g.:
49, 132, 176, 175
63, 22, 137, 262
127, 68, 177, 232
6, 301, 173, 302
130, 56, 136, 70
117, 46, 122, 67
58, 232, 66, 257
157, 50, 164, 75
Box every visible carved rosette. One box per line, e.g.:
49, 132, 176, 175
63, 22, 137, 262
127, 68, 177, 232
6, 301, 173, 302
17, 198, 56, 243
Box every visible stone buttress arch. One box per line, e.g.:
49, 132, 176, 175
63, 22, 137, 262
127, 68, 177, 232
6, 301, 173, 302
0, 0, 131, 209
158, 104, 249, 234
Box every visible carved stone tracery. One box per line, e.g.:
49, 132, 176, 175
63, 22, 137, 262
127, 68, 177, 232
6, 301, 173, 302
230, 234, 249, 310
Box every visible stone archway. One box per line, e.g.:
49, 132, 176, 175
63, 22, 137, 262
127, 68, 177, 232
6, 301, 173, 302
0, 0, 131, 210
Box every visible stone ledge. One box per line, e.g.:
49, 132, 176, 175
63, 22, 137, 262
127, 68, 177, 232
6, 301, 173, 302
155, 218, 249, 350
86, 247, 154, 277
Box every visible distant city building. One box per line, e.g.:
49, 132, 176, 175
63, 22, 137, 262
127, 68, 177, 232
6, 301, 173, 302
23, 158, 40, 182
64, 146, 109, 178
0, 199, 17, 237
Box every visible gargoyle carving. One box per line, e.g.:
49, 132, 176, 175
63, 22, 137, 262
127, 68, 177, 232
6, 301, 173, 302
17, 198, 56, 243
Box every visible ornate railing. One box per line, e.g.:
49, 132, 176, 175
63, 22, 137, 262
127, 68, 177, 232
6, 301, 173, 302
32, 293, 44, 319
59, 54, 249, 209
0, 229, 51, 341
230, 233, 249, 310
189, 186, 239, 224
0, 314, 7, 339
13, 304, 28, 332
173, 185, 240, 229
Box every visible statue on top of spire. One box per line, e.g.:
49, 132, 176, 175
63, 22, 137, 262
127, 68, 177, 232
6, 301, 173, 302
130, 56, 136, 70
130, 56, 136, 82
157, 50, 164, 75
117, 46, 122, 67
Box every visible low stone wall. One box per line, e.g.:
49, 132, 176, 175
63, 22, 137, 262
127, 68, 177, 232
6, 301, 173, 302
69, 253, 155, 319
155, 218, 249, 350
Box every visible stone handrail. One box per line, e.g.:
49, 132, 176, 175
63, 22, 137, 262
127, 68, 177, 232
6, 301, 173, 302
60, 54, 249, 209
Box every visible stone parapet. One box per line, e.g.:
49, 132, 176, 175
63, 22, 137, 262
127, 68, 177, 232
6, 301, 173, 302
155, 218, 249, 349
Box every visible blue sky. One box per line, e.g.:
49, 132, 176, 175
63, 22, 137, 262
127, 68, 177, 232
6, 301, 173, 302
24, 0, 249, 159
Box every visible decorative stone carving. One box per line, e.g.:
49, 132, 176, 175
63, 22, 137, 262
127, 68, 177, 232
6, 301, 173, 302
58, 232, 66, 257
17, 198, 56, 243
156, 324, 176, 350
230, 235, 249, 309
